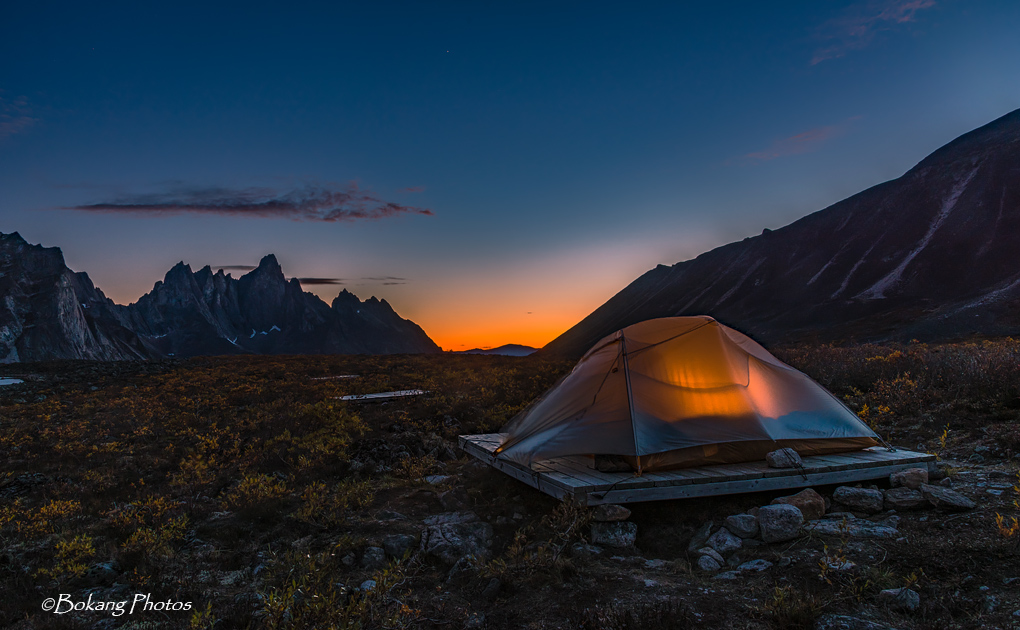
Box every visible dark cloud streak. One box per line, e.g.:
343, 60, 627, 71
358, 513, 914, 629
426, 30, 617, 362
295, 277, 346, 285
61, 183, 434, 223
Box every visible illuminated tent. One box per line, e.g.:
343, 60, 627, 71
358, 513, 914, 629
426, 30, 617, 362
496, 316, 879, 472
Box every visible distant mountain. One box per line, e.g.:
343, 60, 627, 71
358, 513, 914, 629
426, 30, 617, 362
454, 344, 537, 356
0, 232, 152, 362
543, 108, 1020, 358
0, 233, 440, 361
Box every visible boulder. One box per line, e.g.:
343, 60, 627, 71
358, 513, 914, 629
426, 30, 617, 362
878, 587, 920, 612
360, 579, 377, 592
697, 554, 722, 571
724, 514, 759, 538
420, 517, 493, 564
361, 546, 387, 569
424, 511, 478, 526
695, 547, 725, 566
687, 521, 714, 552
591, 521, 637, 548
803, 519, 898, 539
757, 504, 804, 543
833, 487, 884, 513
889, 467, 928, 490
883, 487, 927, 511
737, 559, 773, 572
707, 527, 743, 554
446, 554, 479, 583
772, 488, 826, 520
382, 534, 418, 558
920, 484, 976, 511
766, 448, 802, 468
591, 504, 632, 522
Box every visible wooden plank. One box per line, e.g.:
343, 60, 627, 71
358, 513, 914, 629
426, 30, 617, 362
584, 460, 930, 505
459, 434, 937, 506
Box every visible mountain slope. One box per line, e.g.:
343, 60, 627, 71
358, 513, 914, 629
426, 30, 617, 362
0, 232, 153, 362
0, 234, 440, 361
543, 108, 1020, 358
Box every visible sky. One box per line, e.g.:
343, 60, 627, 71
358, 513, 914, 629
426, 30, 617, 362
2, 1, 1019, 350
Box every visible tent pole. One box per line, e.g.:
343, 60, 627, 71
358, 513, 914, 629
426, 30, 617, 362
620, 333, 642, 475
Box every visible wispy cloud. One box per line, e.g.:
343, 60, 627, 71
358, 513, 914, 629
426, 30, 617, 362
811, 0, 936, 65
399, 186, 426, 193
61, 182, 434, 222
744, 116, 860, 162
362, 275, 407, 285
0, 94, 38, 140
294, 277, 345, 285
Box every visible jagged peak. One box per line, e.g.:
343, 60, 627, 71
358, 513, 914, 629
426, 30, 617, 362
256, 254, 282, 271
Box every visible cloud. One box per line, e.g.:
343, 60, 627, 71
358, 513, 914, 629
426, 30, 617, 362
811, 0, 936, 65
0, 94, 38, 140
294, 277, 345, 285
362, 276, 408, 285
744, 116, 860, 162
62, 182, 435, 222
400, 186, 426, 193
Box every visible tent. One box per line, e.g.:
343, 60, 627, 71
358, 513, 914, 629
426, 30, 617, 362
496, 316, 879, 472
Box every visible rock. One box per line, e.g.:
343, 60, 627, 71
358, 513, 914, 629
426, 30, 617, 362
644, 558, 668, 569
920, 484, 976, 511
481, 578, 501, 601
376, 510, 408, 521
420, 518, 493, 564
360, 579, 377, 592
707, 527, 743, 554
725, 514, 759, 538
361, 546, 386, 569
713, 570, 741, 580
438, 489, 469, 511
696, 547, 725, 566
878, 587, 920, 612
757, 504, 804, 543
591, 521, 637, 547
425, 475, 452, 485
771, 488, 826, 520
890, 467, 929, 489
697, 555, 722, 571
341, 554, 356, 566
592, 504, 632, 522
382, 534, 417, 558
766, 448, 802, 468
687, 521, 714, 552
815, 614, 902, 630
424, 511, 478, 526
738, 559, 773, 572
803, 519, 898, 539
465, 612, 485, 629
570, 543, 603, 559
883, 487, 927, 511
446, 555, 479, 583
833, 487, 884, 513
939, 477, 953, 487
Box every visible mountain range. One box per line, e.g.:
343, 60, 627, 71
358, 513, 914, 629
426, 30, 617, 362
543, 108, 1020, 357
0, 232, 439, 362
454, 344, 537, 357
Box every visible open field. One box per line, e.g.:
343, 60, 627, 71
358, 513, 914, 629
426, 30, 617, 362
1, 341, 1019, 629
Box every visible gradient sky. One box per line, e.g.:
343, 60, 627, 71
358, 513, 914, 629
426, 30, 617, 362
2, 1, 1019, 350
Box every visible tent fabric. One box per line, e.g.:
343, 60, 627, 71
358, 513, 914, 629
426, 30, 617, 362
496, 316, 879, 472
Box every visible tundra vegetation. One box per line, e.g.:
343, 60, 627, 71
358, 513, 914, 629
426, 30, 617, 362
0, 340, 1018, 629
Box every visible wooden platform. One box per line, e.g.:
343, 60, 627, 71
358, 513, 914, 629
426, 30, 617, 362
459, 433, 937, 506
